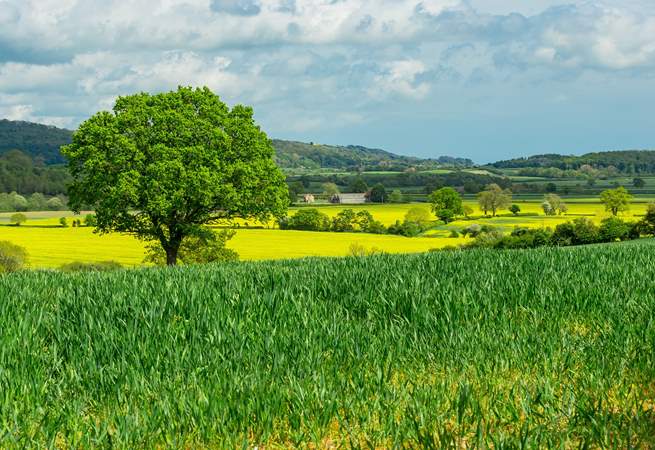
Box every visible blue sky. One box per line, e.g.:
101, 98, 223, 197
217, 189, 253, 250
0, 0, 653, 163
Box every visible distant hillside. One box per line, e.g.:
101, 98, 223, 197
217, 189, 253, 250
0, 120, 473, 171
491, 150, 655, 174
0, 120, 73, 164
272, 139, 474, 171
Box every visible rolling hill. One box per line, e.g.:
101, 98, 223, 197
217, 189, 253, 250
0, 119, 473, 171
491, 150, 655, 174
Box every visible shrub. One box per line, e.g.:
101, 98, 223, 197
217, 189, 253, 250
0, 241, 28, 273
84, 214, 97, 227
279, 209, 331, 231
59, 217, 68, 227
60, 261, 123, 272
599, 217, 630, 242
449, 230, 460, 238
552, 218, 600, 246
509, 204, 521, 216
388, 220, 422, 237
9, 213, 27, 226
461, 223, 482, 237
332, 209, 357, 232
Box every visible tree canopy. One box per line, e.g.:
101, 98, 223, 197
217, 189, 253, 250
429, 187, 463, 223
477, 184, 512, 217
600, 187, 632, 216
62, 86, 288, 265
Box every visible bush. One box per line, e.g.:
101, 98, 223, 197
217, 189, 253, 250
9, 213, 27, 226
60, 261, 123, 272
552, 218, 600, 246
279, 209, 331, 231
388, 220, 422, 237
449, 230, 460, 238
461, 223, 482, 237
0, 241, 28, 273
59, 217, 68, 227
84, 214, 97, 227
599, 217, 630, 242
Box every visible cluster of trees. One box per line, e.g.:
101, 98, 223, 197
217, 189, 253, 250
460, 210, 655, 251
0, 119, 72, 165
491, 150, 655, 175
0, 191, 67, 212
280, 206, 438, 237
279, 209, 387, 234
0, 150, 70, 195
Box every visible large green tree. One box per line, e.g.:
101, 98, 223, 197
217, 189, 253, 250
62, 87, 288, 265
429, 187, 463, 223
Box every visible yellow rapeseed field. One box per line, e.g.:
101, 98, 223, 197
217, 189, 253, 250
0, 197, 651, 268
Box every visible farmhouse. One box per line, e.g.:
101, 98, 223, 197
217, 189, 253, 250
330, 193, 368, 204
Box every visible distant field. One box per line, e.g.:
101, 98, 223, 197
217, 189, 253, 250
2, 243, 653, 447
0, 197, 652, 267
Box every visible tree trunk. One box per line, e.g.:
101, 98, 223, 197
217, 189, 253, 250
165, 245, 179, 266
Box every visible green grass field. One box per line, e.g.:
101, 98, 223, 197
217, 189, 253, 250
1, 242, 653, 447
0, 197, 652, 268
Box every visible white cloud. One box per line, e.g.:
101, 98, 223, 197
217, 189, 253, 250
0, 0, 653, 144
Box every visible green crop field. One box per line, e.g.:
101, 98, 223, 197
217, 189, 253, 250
1, 242, 653, 448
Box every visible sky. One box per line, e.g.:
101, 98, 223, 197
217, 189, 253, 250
0, 0, 654, 163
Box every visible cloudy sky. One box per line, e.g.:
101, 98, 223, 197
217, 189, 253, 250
1, 0, 654, 162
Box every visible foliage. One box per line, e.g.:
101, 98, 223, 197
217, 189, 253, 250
279, 209, 331, 232
348, 176, 368, 193
9, 212, 27, 226
368, 183, 387, 203
84, 214, 97, 227
552, 218, 600, 246
0, 241, 28, 272
509, 204, 521, 216
403, 207, 432, 228
598, 217, 631, 242
491, 149, 655, 174
388, 189, 404, 203
60, 260, 123, 272
322, 182, 340, 197
287, 181, 305, 204
600, 187, 632, 216
477, 183, 512, 216
144, 227, 238, 266
59, 217, 68, 227
638, 203, 655, 236
62, 86, 288, 265
633, 177, 646, 188
542, 193, 567, 216
429, 187, 463, 223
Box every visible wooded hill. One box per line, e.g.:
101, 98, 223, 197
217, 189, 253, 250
0, 119, 473, 171
491, 150, 655, 174
272, 139, 474, 171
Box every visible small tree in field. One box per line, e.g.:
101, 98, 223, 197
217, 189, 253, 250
477, 184, 512, 217
600, 187, 632, 216
429, 187, 463, 223
9, 213, 27, 226
62, 87, 288, 265
509, 204, 521, 216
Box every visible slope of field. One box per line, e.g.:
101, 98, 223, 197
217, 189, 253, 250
1, 244, 653, 447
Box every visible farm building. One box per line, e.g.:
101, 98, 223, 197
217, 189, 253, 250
330, 193, 368, 204
303, 194, 315, 203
